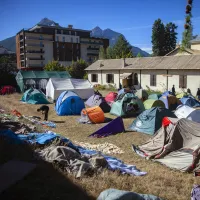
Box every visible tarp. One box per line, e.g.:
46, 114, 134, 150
46, 78, 94, 100
129, 107, 176, 135
89, 117, 125, 137
175, 105, 200, 123
148, 94, 161, 100
136, 118, 200, 172
21, 88, 50, 104
143, 99, 165, 110
180, 97, 200, 107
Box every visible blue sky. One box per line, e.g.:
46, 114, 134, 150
1, 0, 200, 53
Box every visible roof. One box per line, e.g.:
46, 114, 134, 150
190, 35, 200, 44
17, 71, 71, 79
85, 55, 200, 71
165, 46, 200, 56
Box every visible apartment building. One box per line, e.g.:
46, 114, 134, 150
16, 24, 109, 70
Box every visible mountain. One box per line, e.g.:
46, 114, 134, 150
0, 18, 149, 57
91, 26, 149, 57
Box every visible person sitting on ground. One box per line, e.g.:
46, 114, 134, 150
37, 105, 49, 121
172, 85, 176, 96
197, 88, 200, 100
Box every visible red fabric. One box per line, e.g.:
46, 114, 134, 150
162, 117, 172, 127
0, 86, 15, 95
105, 92, 117, 103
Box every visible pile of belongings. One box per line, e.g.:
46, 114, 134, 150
0, 85, 15, 95
85, 91, 111, 113
21, 88, 50, 104
129, 107, 176, 135
55, 91, 85, 116
175, 105, 200, 123
98, 189, 163, 200
0, 130, 147, 177
132, 117, 200, 172
110, 92, 144, 117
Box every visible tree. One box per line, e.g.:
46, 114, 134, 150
152, 19, 166, 56
66, 59, 88, 79
99, 46, 107, 59
106, 47, 114, 59
113, 35, 133, 58
182, 0, 193, 48
44, 60, 66, 71
164, 23, 178, 54
136, 52, 143, 57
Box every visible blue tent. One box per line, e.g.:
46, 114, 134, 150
162, 91, 172, 96
180, 97, 200, 108
55, 91, 85, 116
159, 95, 180, 110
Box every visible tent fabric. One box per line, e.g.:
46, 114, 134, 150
129, 107, 176, 135
21, 88, 50, 104
105, 92, 118, 105
89, 117, 125, 137
175, 105, 200, 123
176, 92, 188, 99
46, 78, 94, 100
148, 94, 161, 100
180, 97, 200, 107
85, 94, 111, 113
118, 88, 133, 96
135, 89, 148, 101
55, 91, 85, 116
137, 118, 200, 172
110, 93, 145, 117
143, 99, 165, 110
80, 106, 105, 124
97, 189, 163, 200
159, 94, 181, 110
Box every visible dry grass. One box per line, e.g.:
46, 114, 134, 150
0, 93, 200, 200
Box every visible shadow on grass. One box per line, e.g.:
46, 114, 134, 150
52, 121, 65, 123
0, 137, 94, 200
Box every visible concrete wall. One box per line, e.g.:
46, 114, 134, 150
55, 34, 80, 43
80, 44, 88, 61
191, 44, 200, 51
44, 42, 53, 65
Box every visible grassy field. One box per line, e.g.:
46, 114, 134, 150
0, 92, 200, 200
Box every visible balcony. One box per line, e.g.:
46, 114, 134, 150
87, 47, 99, 50
26, 50, 45, 54
87, 52, 99, 56
25, 36, 53, 41
25, 44, 44, 48
81, 41, 103, 45
26, 64, 44, 67
28, 57, 45, 60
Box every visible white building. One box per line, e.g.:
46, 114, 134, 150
85, 55, 200, 96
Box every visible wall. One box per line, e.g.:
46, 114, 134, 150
80, 44, 88, 61
43, 41, 53, 65
55, 34, 80, 43
191, 44, 200, 51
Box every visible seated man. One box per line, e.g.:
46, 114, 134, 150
37, 105, 49, 121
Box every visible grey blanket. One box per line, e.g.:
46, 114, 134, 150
37, 145, 107, 178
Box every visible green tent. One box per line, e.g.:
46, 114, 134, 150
110, 93, 145, 117
21, 88, 50, 104
129, 107, 176, 135
176, 92, 188, 99
148, 93, 161, 100
143, 99, 165, 110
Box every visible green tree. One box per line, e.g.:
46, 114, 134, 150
44, 60, 66, 71
113, 35, 133, 58
152, 19, 166, 56
106, 47, 114, 59
136, 52, 143, 57
66, 59, 88, 79
164, 22, 178, 54
99, 46, 107, 59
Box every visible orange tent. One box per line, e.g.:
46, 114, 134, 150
81, 106, 105, 124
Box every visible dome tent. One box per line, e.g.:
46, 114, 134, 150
180, 97, 200, 107
21, 88, 50, 104
148, 93, 161, 100
105, 92, 118, 106
55, 91, 85, 116
129, 107, 176, 135
110, 92, 144, 117
143, 99, 165, 110
159, 94, 181, 110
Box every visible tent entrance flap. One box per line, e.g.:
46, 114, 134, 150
120, 73, 132, 79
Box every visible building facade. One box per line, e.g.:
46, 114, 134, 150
16, 25, 109, 70
86, 56, 200, 96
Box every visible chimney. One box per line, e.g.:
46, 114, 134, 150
68, 25, 73, 29
121, 58, 125, 68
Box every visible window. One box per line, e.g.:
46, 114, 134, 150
71, 37, 73, 43
69, 31, 71, 35
56, 43, 59, 48
91, 74, 98, 82
63, 36, 65, 42
106, 74, 114, 83
40, 41, 43, 47
56, 36, 59, 41
150, 74, 156, 86
39, 35, 43, 40
62, 44, 65, 49
179, 75, 187, 88
76, 38, 79, 43
134, 73, 138, 85
75, 32, 77, 36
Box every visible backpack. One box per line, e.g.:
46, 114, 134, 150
191, 185, 200, 200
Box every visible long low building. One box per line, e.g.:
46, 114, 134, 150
85, 55, 200, 96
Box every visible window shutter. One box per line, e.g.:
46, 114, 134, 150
106, 74, 108, 83
154, 75, 157, 86
179, 75, 183, 88
150, 74, 153, 86
184, 75, 187, 88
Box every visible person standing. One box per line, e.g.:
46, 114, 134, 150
197, 88, 200, 100
172, 85, 176, 96
37, 105, 49, 121
187, 88, 191, 95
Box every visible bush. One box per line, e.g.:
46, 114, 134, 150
94, 84, 117, 91
44, 60, 66, 71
